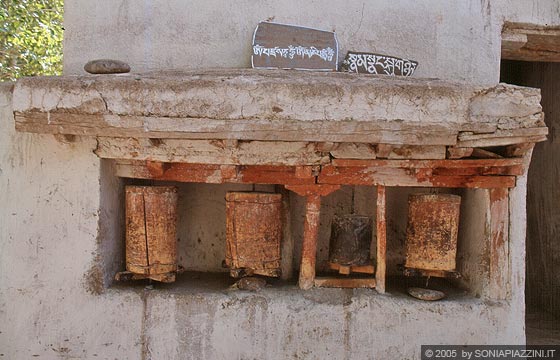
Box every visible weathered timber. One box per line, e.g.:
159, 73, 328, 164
456, 135, 547, 148
402, 267, 461, 279
502, 23, 560, 62
330, 143, 376, 159
115, 161, 315, 185
488, 188, 510, 300
299, 194, 321, 290
225, 192, 282, 278
319, 166, 517, 188
15, 112, 458, 145
329, 158, 524, 168
458, 127, 548, 142
314, 277, 376, 289
285, 185, 340, 290
13, 70, 546, 147
95, 137, 328, 166
386, 145, 446, 160
115, 159, 521, 188
470, 148, 503, 159
375, 186, 387, 294
505, 142, 535, 157
328, 261, 375, 275
447, 147, 474, 159
276, 185, 294, 280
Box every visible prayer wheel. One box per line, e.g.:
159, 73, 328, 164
405, 194, 461, 272
225, 192, 282, 278
124, 185, 178, 282
329, 215, 373, 266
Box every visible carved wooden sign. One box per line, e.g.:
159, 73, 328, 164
251, 22, 338, 71
341, 51, 418, 76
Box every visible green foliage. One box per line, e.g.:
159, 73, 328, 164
0, 0, 64, 81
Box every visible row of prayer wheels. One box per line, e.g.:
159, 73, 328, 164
116, 186, 461, 283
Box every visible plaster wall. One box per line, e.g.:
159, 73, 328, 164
62, 0, 559, 85
0, 83, 143, 358
2, 0, 555, 357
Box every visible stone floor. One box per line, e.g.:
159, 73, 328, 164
526, 310, 560, 345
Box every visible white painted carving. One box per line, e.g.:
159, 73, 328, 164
344, 53, 418, 76
253, 45, 335, 62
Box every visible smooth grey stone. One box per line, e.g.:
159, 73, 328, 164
407, 287, 446, 301
84, 59, 131, 74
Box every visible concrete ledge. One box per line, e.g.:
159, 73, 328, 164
112, 273, 521, 359
12, 69, 545, 145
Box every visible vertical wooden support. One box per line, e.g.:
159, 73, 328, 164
300, 194, 322, 289
375, 186, 387, 294
488, 187, 510, 300
277, 185, 294, 281
285, 184, 340, 290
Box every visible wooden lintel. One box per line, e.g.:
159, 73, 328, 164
319, 166, 516, 188
116, 161, 315, 185
375, 186, 387, 294
330, 158, 524, 168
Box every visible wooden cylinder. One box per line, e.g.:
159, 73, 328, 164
125, 186, 178, 281
225, 192, 282, 278
405, 194, 461, 272
329, 215, 372, 266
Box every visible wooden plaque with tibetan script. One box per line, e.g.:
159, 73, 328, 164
252, 22, 338, 71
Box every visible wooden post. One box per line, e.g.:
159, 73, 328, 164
277, 185, 294, 281
376, 186, 387, 293
300, 194, 322, 290
285, 184, 340, 289
488, 187, 510, 300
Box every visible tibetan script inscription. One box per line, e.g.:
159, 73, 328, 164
252, 22, 338, 71
341, 51, 418, 77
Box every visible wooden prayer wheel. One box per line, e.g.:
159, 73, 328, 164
329, 215, 372, 266
225, 192, 282, 278
123, 185, 178, 282
405, 194, 461, 272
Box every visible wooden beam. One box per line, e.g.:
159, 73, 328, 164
488, 188, 510, 300
330, 158, 524, 168
115, 161, 316, 185
299, 194, 322, 290
277, 185, 294, 281
319, 166, 517, 188
95, 137, 328, 166
15, 111, 459, 145
502, 23, 560, 62
376, 186, 387, 294
314, 277, 376, 289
